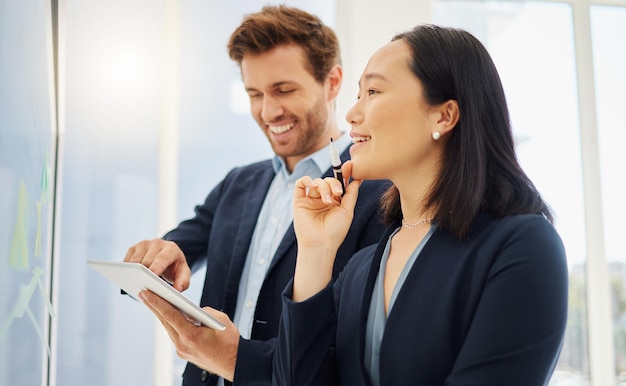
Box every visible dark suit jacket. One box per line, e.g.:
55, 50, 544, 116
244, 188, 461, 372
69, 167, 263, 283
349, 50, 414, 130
275, 214, 569, 386
163, 147, 390, 386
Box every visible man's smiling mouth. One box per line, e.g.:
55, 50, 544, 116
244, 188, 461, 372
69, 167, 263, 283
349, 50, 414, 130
269, 123, 295, 134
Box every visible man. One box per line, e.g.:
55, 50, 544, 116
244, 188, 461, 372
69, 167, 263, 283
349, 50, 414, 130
125, 5, 389, 386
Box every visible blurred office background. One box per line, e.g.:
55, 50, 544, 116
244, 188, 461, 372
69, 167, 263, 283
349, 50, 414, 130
1, 0, 624, 385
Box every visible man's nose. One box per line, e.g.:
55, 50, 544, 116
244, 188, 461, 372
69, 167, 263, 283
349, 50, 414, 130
261, 95, 283, 121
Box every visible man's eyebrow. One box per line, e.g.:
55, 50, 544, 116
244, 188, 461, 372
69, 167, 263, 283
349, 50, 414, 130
271, 81, 298, 88
246, 81, 298, 93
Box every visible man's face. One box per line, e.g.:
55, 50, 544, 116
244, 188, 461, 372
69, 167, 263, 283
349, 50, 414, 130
241, 43, 333, 171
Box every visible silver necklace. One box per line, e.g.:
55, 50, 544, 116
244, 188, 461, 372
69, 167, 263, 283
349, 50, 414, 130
401, 218, 433, 229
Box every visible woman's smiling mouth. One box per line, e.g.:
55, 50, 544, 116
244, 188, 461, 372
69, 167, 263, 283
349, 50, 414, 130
351, 135, 371, 143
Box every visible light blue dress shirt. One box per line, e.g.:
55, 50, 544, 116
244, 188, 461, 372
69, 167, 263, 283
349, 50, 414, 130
216, 133, 350, 386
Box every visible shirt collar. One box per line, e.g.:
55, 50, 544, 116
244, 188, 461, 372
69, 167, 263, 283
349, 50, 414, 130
271, 131, 351, 175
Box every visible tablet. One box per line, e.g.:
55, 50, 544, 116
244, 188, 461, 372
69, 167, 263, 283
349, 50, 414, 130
87, 259, 225, 330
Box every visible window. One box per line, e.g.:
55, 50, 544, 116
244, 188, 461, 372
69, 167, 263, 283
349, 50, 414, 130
434, 1, 626, 384
591, 5, 626, 383
54, 1, 161, 384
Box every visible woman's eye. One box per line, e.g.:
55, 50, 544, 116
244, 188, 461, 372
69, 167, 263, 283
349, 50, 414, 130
367, 89, 378, 96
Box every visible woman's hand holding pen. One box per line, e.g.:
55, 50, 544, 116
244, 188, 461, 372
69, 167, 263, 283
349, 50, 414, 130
292, 161, 361, 302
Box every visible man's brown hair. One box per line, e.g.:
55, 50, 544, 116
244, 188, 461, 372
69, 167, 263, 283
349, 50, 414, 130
227, 5, 341, 83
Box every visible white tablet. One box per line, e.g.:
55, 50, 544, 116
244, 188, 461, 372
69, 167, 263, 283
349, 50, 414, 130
87, 259, 225, 330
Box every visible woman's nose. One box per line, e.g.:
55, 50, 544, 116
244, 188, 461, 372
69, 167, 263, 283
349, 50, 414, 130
346, 102, 362, 125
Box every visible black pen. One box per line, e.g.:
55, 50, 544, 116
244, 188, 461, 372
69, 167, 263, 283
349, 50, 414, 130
329, 138, 345, 196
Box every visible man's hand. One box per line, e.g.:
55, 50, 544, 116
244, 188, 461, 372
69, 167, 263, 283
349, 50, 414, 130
139, 290, 239, 381
124, 239, 191, 292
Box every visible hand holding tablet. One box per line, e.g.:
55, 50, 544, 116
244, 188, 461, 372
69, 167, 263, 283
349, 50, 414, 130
87, 259, 225, 330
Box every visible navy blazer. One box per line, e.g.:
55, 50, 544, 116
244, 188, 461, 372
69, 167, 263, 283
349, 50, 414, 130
275, 214, 569, 386
163, 147, 390, 386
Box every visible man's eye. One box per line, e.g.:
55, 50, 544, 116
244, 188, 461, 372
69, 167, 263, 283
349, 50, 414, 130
367, 89, 378, 96
277, 89, 294, 95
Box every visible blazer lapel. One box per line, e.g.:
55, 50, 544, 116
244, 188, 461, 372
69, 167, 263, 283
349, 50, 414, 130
265, 146, 349, 275
267, 223, 296, 276
222, 166, 276, 311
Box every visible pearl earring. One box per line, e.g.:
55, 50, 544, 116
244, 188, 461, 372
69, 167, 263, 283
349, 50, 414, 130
432, 131, 441, 140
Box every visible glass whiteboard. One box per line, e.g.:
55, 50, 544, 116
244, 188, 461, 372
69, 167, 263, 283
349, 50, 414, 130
0, 0, 57, 385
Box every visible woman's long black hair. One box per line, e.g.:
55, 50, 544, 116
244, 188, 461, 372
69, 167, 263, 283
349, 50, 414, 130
381, 24, 553, 239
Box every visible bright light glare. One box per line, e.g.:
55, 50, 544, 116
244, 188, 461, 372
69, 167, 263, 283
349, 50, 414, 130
90, 47, 158, 107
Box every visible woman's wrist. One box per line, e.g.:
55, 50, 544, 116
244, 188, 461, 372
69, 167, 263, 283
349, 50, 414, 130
292, 247, 337, 302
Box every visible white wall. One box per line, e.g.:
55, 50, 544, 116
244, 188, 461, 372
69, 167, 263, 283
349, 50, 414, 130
336, 0, 431, 125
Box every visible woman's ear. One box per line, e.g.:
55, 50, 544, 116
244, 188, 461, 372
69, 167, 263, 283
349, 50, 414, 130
436, 99, 460, 135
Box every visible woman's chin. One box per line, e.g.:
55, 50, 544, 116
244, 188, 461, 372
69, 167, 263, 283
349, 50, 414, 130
350, 164, 369, 181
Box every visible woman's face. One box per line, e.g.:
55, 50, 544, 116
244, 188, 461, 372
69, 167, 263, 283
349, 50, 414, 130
346, 39, 441, 183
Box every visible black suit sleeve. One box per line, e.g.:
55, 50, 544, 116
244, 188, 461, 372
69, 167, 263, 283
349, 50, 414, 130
273, 281, 340, 386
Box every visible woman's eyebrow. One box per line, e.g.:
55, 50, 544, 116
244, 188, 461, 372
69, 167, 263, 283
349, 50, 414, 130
358, 72, 389, 88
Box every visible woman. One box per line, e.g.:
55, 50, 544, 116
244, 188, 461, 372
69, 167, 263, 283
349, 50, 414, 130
273, 24, 568, 385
